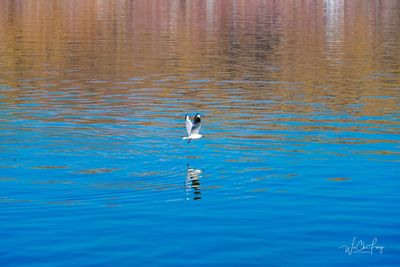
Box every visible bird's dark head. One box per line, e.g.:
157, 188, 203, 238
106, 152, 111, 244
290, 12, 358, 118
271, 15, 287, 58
194, 113, 201, 123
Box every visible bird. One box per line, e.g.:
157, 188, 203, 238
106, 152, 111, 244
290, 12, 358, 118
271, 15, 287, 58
183, 113, 202, 144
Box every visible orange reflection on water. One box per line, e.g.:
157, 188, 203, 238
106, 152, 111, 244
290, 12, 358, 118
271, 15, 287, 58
0, 0, 399, 121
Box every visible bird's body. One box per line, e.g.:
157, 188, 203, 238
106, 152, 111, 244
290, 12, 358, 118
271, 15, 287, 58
183, 114, 202, 143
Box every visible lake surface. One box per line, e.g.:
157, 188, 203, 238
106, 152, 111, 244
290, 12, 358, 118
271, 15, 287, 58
0, 0, 399, 266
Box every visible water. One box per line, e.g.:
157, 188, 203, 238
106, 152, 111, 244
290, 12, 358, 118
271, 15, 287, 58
0, 0, 399, 266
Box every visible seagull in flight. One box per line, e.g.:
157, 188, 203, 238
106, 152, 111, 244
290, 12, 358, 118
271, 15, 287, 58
183, 113, 202, 144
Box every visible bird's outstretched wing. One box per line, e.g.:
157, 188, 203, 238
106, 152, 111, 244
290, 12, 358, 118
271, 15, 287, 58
185, 115, 193, 135
191, 114, 201, 135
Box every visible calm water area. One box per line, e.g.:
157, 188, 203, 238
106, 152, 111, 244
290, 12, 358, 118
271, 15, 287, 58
0, 0, 399, 266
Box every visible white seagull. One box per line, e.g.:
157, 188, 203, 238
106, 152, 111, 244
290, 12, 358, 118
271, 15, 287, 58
183, 113, 202, 144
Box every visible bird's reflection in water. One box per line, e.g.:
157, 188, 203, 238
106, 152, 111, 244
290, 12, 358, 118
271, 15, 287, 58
185, 164, 202, 200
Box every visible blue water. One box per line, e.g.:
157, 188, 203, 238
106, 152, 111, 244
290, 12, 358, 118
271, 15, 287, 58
1, 1, 400, 266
